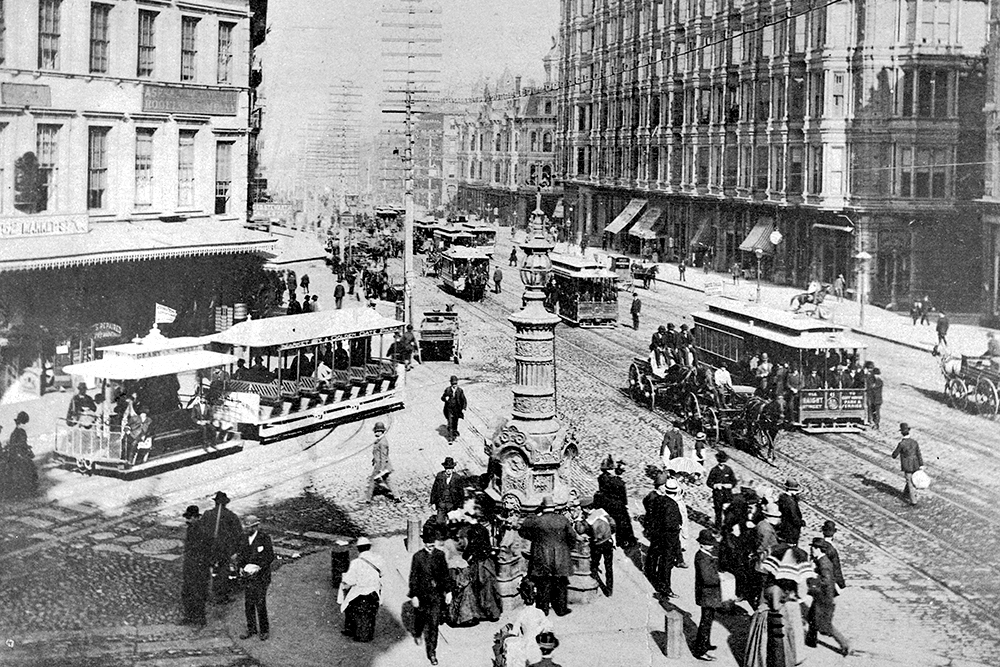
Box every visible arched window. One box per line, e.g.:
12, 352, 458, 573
544, 101, 553, 115
529, 164, 538, 184
530, 132, 538, 152
470, 133, 476, 151
514, 132, 520, 151
495, 132, 502, 151
541, 164, 552, 185
542, 132, 553, 152
470, 160, 476, 178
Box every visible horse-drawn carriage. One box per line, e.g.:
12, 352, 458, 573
630, 263, 659, 289
938, 347, 1000, 417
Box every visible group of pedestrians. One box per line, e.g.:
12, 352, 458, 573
180, 491, 275, 642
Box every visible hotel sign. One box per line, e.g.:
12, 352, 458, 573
253, 202, 295, 220
1, 83, 52, 107
0, 214, 89, 238
142, 84, 239, 116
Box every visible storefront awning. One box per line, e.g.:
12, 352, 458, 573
261, 228, 328, 267
603, 199, 647, 235
688, 213, 713, 247
0, 218, 276, 273
739, 219, 778, 255
812, 223, 854, 233
629, 206, 664, 240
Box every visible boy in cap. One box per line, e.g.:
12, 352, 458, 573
367, 422, 399, 503
693, 529, 722, 661
181, 505, 209, 626
409, 525, 454, 665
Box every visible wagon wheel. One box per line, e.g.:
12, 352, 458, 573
643, 376, 658, 411
684, 392, 702, 427
945, 378, 968, 410
702, 407, 720, 445
976, 377, 1000, 418
753, 426, 775, 463
628, 364, 642, 402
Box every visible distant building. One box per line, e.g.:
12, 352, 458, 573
558, 0, 986, 309
457, 58, 562, 229
981, 0, 1000, 322
0, 0, 273, 399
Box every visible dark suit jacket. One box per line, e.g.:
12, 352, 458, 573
199, 506, 243, 563
604, 474, 628, 508
441, 385, 467, 418
826, 542, 846, 590
706, 464, 737, 503
694, 549, 723, 608
776, 493, 804, 544
429, 471, 464, 512
238, 531, 275, 588
408, 547, 453, 601
808, 554, 838, 605
518, 512, 577, 578
892, 437, 923, 473
645, 492, 682, 544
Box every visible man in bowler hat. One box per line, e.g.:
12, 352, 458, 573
821, 520, 846, 591
776, 478, 805, 545
518, 495, 577, 616
408, 526, 454, 665
430, 457, 463, 523
693, 529, 722, 661
891, 422, 924, 506
441, 376, 467, 443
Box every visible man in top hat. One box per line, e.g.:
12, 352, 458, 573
534, 631, 563, 667
630, 292, 642, 330
200, 491, 243, 603
367, 422, 399, 503
596, 456, 635, 550
238, 515, 274, 641
693, 528, 722, 661
806, 537, 852, 656
441, 375, 467, 443
430, 457, 463, 523
891, 423, 924, 506
518, 495, 577, 616
181, 505, 210, 626
581, 496, 617, 596
776, 478, 805, 545
409, 525, 453, 665
338, 537, 384, 643
706, 451, 737, 531
820, 520, 846, 591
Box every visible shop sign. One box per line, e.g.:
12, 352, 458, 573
90, 322, 123, 341
142, 84, 239, 116
704, 277, 724, 297
0, 214, 89, 238
1, 83, 51, 107
253, 202, 295, 220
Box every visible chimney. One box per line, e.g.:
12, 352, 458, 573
515, 76, 522, 95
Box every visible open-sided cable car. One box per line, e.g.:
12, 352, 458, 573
550, 253, 619, 327
439, 247, 491, 301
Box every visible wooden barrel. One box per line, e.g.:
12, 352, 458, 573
234, 303, 248, 321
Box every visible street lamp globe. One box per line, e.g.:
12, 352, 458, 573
769, 229, 784, 247
754, 247, 764, 260
520, 251, 552, 289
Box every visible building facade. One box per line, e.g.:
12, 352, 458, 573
456, 71, 564, 230
0, 0, 272, 399
981, 0, 1000, 322
558, 0, 986, 309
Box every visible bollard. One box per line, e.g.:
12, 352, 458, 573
330, 540, 351, 588
664, 609, 686, 659
406, 518, 422, 553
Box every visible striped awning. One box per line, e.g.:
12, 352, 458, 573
739, 219, 778, 255
629, 206, 664, 240
0, 218, 276, 272
603, 198, 647, 235
688, 213, 713, 247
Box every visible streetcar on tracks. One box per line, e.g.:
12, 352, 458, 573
55, 327, 244, 479
461, 222, 498, 257
210, 309, 405, 442
550, 253, 619, 327
418, 308, 462, 363
415, 219, 438, 251
432, 225, 475, 253
438, 247, 490, 301
692, 297, 868, 433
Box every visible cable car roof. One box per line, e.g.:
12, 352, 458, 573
442, 247, 492, 260
64, 350, 240, 380
212, 310, 404, 350
693, 298, 866, 350
551, 253, 618, 279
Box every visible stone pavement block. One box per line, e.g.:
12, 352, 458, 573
90, 531, 117, 541
13, 516, 54, 529
115, 535, 144, 544
28, 506, 81, 522
133, 657, 248, 667
273, 546, 301, 559
137, 624, 199, 638
136, 637, 237, 654
93, 543, 132, 555
301, 531, 341, 542
145, 553, 182, 562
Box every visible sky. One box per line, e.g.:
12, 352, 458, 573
259, 0, 561, 195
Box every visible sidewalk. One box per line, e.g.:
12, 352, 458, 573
545, 236, 995, 358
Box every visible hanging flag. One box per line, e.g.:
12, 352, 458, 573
154, 303, 177, 324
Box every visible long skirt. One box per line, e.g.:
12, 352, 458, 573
743, 608, 795, 667
344, 592, 379, 642
448, 567, 481, 626
782, 600, 806, 665
471, 558, 502, 621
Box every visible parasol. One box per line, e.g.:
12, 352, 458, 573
761, 544, 814, 588
663, 456, 705, 476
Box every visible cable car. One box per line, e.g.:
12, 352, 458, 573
210, 309, 405, 442
432, 225, 475, 253
461, 222, 498, 257
439, 247, 491, 301
692, 297, 869, 432
55, 327, 243, 478
550, 253, 619, 327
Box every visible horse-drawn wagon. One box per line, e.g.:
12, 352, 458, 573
938, 348, 1000, 417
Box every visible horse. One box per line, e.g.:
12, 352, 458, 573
790, 283, 832, 313
931, 342, 963, 378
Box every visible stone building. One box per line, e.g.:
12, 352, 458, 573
557, 0, 986, 309
0, 0, 273, 399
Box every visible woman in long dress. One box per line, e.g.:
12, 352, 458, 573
439, 529, 480, 626
502, 580, 553, 667
460, 511, 502, 622
743, 576, 797, 667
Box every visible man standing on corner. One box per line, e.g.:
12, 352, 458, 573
706, 451, 737, 531
630, 292, 642, 330
200, 491, 243, 604
367, 422, 399, 503
441, 375, 467, 444
334, 281, 346, 310
408, 526, 454, 665
693, 529, 722, 661
891, 422, 924, 506
493, 266, 503, 293
238, 515, 274, 641
776, 478, 805, 545
518, 495, 577, 616
181, 505, 209, 626
430, 457, 463, 523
